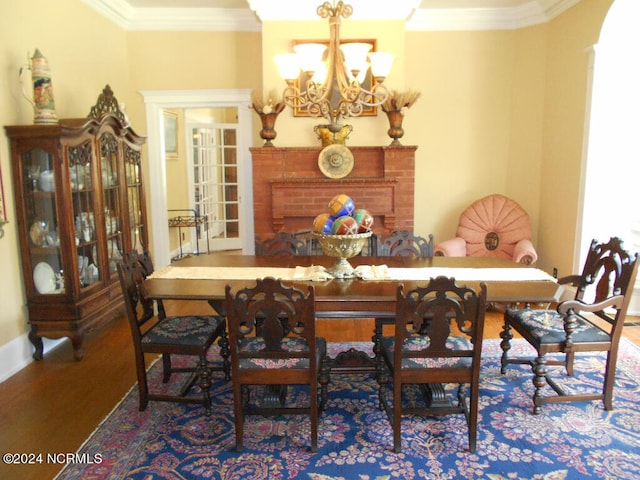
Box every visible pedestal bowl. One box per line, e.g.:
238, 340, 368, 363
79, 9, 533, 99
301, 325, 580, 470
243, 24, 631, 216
312, 231, 372, 278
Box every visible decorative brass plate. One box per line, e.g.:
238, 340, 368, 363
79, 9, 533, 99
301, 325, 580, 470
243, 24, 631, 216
318, 144, 354, 179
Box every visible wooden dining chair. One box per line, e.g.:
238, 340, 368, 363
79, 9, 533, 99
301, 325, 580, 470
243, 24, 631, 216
377, 230, 434, 257
501, 237, 639, 414
225, 277, 330, 452
374, 231, 435, 350
376, 277, 487, 453
255, 232, 310, 256
117, 251, 226, 414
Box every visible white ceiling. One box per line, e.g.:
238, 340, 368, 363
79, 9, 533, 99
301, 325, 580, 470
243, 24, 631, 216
82, 0, 582, 31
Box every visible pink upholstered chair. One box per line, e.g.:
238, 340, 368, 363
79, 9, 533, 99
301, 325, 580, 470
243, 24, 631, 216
434, 194, 538, 265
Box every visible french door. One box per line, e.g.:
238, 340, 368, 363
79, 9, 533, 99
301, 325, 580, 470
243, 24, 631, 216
188, 123, 242, 251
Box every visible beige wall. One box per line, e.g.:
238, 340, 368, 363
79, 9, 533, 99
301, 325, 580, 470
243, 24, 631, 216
405, 27, 547, 249
538, 0, 613, 276
0, 0, 613, 372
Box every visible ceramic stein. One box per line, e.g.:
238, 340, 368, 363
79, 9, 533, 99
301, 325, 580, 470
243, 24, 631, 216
19, 49, 58, 125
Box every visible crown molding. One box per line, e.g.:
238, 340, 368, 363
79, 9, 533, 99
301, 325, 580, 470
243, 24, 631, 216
83, 0, 581, 32
407, 0, 582, 31
247, 0, 421, 21
82, 0, 262, 31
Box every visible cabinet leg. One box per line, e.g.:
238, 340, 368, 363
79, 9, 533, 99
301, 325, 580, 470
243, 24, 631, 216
29, 330, 44, 361
70, 336, 84, 361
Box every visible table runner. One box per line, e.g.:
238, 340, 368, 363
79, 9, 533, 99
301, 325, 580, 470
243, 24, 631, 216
148, 265, 556, 283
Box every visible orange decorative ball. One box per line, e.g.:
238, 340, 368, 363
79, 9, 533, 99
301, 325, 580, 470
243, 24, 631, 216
313, 213, 335, 234
332, 215, 359, 235
328, 194, 355, 218
352, 209, 374, 233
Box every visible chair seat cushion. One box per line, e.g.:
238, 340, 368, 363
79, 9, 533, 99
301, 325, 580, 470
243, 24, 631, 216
237, 336, 327, 369
142, 315, 223, 346
506, 308, 611, 344
380, 335, 473, 369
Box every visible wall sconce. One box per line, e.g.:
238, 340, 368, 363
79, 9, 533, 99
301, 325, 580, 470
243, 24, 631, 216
275, 1, 393, 133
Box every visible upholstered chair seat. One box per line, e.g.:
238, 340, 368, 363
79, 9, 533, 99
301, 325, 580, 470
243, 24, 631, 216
236, 336, 327, 369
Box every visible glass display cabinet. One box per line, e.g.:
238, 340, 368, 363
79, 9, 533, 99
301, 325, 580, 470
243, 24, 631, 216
5, 85, 147, 360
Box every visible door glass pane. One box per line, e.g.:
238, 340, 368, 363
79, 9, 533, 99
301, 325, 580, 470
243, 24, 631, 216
69, 140, 101, 288
100, 133, 123, 277
125, 145, 144, 252
24, 148, 64, 295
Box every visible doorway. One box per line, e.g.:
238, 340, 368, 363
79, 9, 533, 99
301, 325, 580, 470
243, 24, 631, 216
141, 89, 254, 268
187, 120, 242, 251
580, 0, 640, 312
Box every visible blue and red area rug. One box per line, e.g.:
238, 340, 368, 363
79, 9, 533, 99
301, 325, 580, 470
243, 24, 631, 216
56, 339, 640, 479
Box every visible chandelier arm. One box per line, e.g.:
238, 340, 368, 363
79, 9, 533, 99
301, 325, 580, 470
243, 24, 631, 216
340, 100, 364, 118
282, 85, 303, 109
306, 80, 330, 105
354, 83, 390, 108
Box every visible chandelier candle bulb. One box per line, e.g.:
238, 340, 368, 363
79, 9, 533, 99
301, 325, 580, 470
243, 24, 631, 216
275, 54, 301, 81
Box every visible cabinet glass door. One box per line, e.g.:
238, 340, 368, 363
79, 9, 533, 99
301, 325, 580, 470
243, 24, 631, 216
99, 133, 123, 277
125, 145, 144, 252
24, 148, 64, 295
69, 140, 101, 288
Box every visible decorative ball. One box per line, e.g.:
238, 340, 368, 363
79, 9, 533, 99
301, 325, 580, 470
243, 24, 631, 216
328, 194, 355, 218
352, 209, 374, 233
313, 213, 335, 234
332, 215, 359, 235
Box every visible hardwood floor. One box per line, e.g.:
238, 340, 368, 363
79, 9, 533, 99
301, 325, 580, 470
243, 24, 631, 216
1, 304, 639, 480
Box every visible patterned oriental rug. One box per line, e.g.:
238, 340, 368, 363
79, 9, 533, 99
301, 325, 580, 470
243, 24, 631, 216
56, 339, 640, 480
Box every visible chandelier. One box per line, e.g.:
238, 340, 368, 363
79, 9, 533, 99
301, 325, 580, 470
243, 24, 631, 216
274, 1, 394, 132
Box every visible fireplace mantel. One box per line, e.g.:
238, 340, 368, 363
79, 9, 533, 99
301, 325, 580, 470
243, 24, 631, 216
251, 145, 416, 239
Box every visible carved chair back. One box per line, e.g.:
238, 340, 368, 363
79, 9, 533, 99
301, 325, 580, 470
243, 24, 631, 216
378, 230, 434, 257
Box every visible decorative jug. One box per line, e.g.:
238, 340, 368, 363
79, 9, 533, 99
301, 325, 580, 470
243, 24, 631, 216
19, 49, 58, 124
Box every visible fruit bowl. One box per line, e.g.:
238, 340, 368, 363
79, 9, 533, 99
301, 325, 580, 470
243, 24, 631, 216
312, 231, 372, 278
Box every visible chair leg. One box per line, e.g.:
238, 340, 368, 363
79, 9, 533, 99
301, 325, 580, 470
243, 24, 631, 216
565, 351, 575, 376
196, 354, 212, 416
393, 380, 402, 453
136, 352, 149, 411
218, 331, 231, 381
372, 319, 383, 363
162, 353, 172, 383
499, 319, 513, 374
602, 350, 618, 410
467, 384, 478, 453
234, 383, 246, 452
532, 354, 548, 415
375, 352, 389, 411
319, 357, 331, 411
310, 382, 318, 452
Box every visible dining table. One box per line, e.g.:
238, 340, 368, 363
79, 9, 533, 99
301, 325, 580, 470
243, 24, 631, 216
143, 253, 562, 408
144, 253, 560, 362
143, 253, 561, 315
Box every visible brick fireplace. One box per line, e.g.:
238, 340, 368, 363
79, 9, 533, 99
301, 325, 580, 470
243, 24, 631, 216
251, 145, 416, 239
